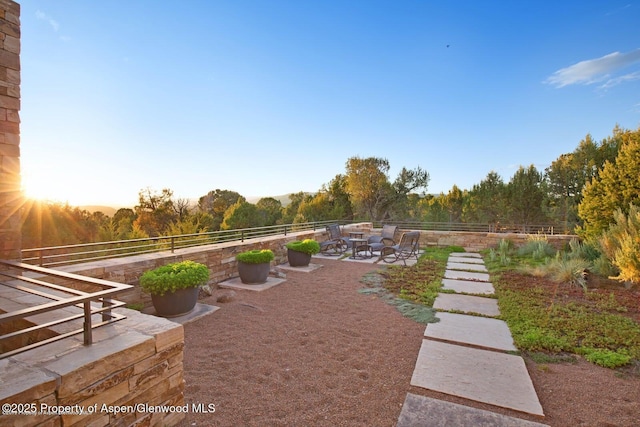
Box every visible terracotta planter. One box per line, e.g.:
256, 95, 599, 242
150, 286, 199, 317
237, 261, 270, 284
287, 249, 312, 267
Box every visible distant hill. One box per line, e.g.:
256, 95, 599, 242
77, 193, 313, 216
79, 206, 121, 216
246, 193, 314, 207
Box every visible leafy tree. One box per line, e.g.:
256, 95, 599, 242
281, 192, 311, 224
344, 156, 429, 221
505, 165, 548, 227
442, 185, 466, 223
296, 192, 334, 223
578, 128, 640, 238
256, 197, 283, 225
133, 188, 177, 236
198, 189, 245, 230
345, 156, 392, 220
220, 201, 264, 230
113, 208, 136, 239
387, 166, 430, 220
464, 171, 506, 225
420, 194, 449, 222
545, 131, 621, 233
325, 174, 353, 220
21, 201, 99, 247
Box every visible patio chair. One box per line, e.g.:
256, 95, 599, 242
367, 224, 398, 254
319, 224, 350, 256
379, 231, 420, 265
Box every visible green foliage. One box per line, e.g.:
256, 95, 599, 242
579, 348, 631, 369
465, 171, 506, 224
198, 189, 246, 231
256, 197, 283, 226
547, 258, 591, 291
488, 238, 513, 266
344, 156, 429, 221
236, 249, 275, 264
139, 260, 210, 296
505, 165, 548, 225
599, 204, 640, 283
286, 239, 320, 255
221, 201, 264, 230
493, 270, 640, 368
578, 127, 640, 238
517, 235, 556, 260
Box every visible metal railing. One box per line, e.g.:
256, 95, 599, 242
0, 260, 132, 359
21, 220, 342, 267
20, 220, 565, 268
376, 221, 560, 234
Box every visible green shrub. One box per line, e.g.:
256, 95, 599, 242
567, 238, 601, 262
547, 258, 591, 291
286, 239, 320, 255
517, 235, 556, 260
139, 260, 210, 296
599, 204, 640, 284
236, 249, 275, 264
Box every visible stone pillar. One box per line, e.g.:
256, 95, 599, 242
0, 0, 20, 260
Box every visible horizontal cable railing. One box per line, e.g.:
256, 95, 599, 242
0, 260, 133, 359
21, 220, 566, 268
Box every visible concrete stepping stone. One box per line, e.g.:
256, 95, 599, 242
447, 261, 488, 272
411, 340, 544, 416
442, 278, 495, 295
448, 255, 485, 264
445, 269, 490, 282
425, 312, 516, 352
218, 276, 286, 292
397, 394, 549, 427
433, 293, 500, 317
450, 252, 482, 258
278, 263, 323, 272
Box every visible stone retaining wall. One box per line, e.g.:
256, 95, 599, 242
55, 224, 573, 310
0, 309, 185, 427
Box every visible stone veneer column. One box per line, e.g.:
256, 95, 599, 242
0, 0, 20, 260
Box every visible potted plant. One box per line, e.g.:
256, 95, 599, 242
139, 260, 210, 317
286, 239, 320, 267
236, 249, 274, 284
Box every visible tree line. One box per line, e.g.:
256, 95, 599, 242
21, 126, 640, 252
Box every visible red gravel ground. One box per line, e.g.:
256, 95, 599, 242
177, 258, 640, 427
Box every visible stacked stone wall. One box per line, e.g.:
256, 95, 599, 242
55, 225, 574, 310
0, 0, 20, 260
0, 309, 185, 427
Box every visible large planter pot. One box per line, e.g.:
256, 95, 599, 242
237, 261, 270, 284
287, 249, 312, 267
150, 286, 199, 318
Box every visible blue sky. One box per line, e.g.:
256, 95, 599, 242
20, 1, 640, 208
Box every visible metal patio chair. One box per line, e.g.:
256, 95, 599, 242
379, 231, 420, 265
319, 224, 350, 256
367, 224, 398, 255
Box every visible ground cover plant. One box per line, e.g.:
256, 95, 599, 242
485, 237, 640, 370
379, 245, 464, 306
358, 246, 464, 324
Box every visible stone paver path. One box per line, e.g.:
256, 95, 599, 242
400, 252, 547, 425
